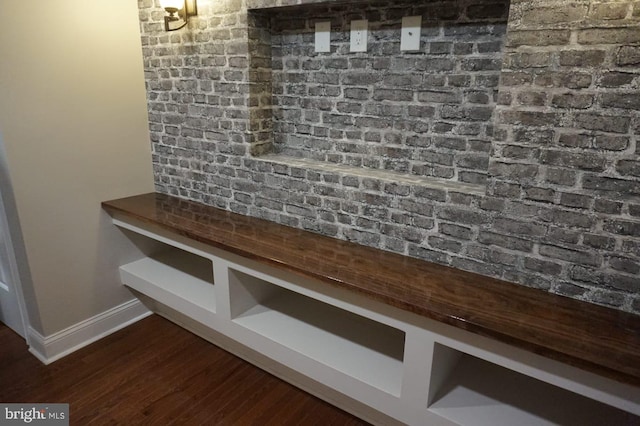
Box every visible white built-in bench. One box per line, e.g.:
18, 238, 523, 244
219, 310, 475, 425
103, 192, 640, 426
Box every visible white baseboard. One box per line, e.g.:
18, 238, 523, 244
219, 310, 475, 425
27, 299, 151, 365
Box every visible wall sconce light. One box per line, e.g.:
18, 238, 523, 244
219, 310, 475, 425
160, 0, 198, 31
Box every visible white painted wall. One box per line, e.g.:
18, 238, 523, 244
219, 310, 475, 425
0, 0, 155, 336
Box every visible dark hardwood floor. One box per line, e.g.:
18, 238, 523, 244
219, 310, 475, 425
0, 315, 369, 425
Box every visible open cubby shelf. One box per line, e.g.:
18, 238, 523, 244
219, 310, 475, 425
119, 246, 216, 324
428, 344, 636, 426
229, 268, 405, 396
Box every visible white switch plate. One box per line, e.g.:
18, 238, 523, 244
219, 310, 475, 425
401, 16, 422, 51
350, 19, 368, 53
315, 21, 331, 53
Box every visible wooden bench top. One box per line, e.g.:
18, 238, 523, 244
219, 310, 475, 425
103, 192, 640, 386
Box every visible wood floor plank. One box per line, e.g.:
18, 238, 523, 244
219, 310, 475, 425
88, 341, 236, 424
70, 330, 207, 416
0, 315, 369, 425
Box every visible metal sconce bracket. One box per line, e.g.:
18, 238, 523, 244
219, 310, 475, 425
163, 0, 198, 32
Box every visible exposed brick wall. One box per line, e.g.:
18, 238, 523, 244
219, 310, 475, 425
139, 0, 640, 314
489, 0, 640, 308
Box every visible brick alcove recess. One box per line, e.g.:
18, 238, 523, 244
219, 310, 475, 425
247, 0, 509, 190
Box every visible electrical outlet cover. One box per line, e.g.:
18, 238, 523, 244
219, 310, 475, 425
315, 21, 331, 53
401, 16, 422, 51
350, 19, 368, 53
